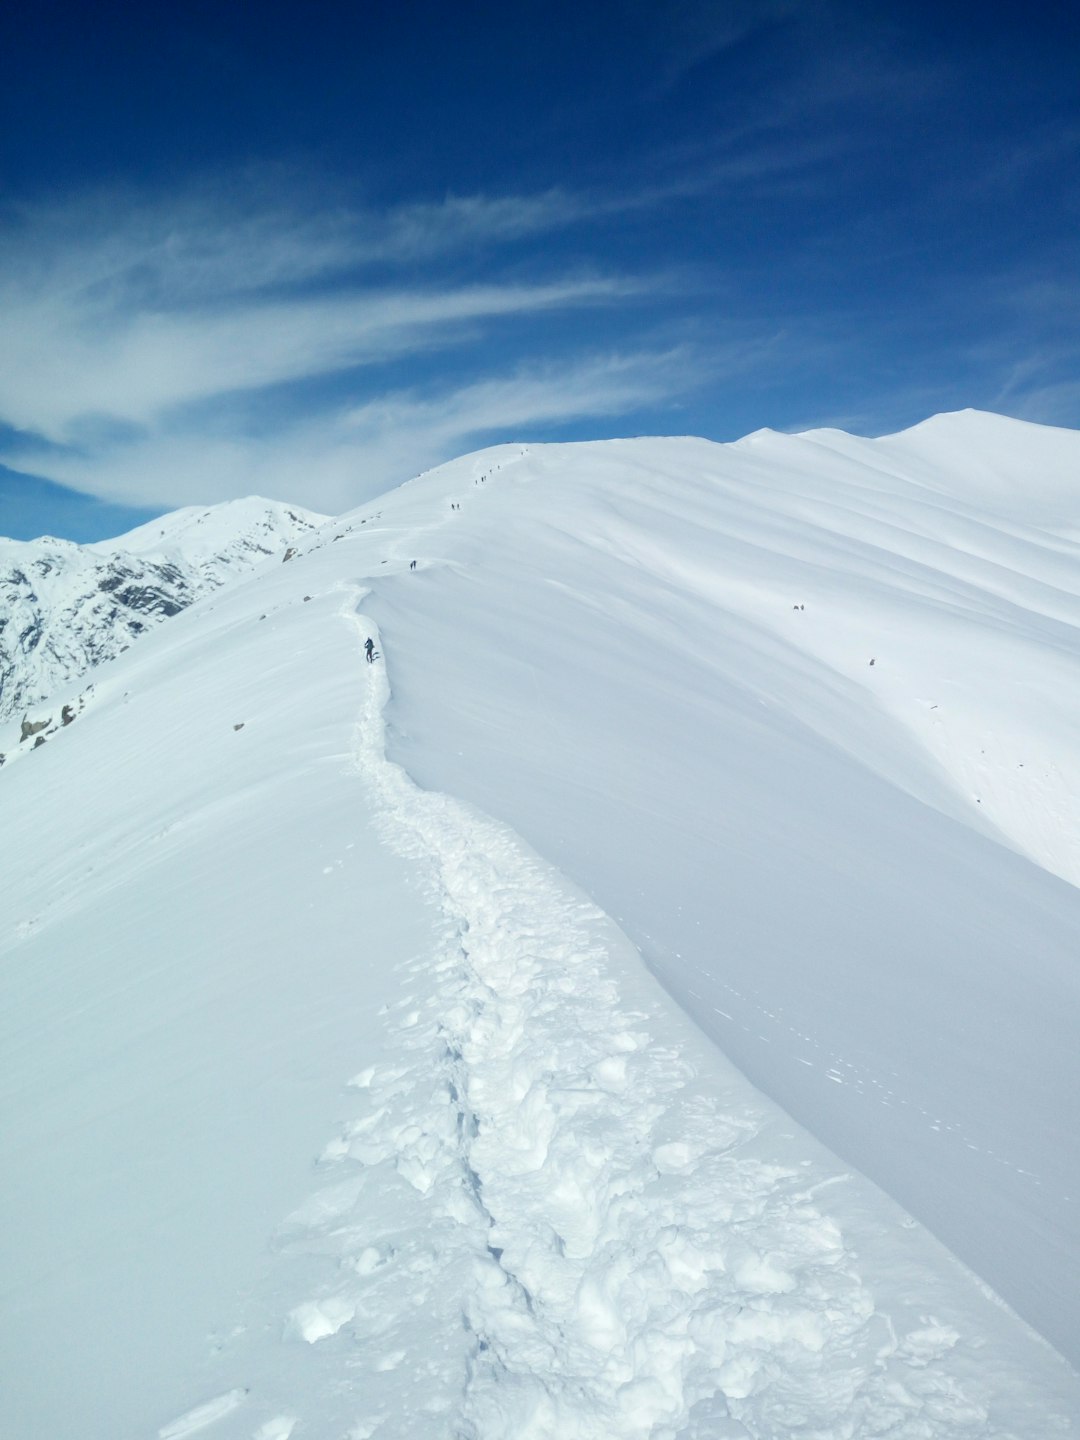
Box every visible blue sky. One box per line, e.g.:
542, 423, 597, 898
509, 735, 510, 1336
1, 1, 1078, 539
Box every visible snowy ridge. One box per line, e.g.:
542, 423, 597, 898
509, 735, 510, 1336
92, 496, 328, 586
0, 497, 325, 726
4, 411, 1080, 1437
797, 409, 1080, 527
231, 589, 1076, 1440
337, 421, 1080, 1361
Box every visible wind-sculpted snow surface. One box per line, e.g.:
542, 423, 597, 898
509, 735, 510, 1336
364, 415, 1080, 1364
227, 592, 1076, 1439
4, 411, 1080, 1437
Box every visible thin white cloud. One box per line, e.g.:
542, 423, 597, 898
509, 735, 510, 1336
0, 274, 637, 439
376, 189, 596, 259
1007, 378, 1080, 428
652, 0, 805, 91
0, 175, 674, 511
0, 177, 601, 311
0, 176, 705, 513
14, 349, 700, 514
336, 347, 696, 479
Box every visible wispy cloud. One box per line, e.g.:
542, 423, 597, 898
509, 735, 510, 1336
0, 177, 692, 510
333, 348, 696, 488
1001, 378, 1080, 428
0, 176, 597, 300
13, 348, 702, 514
647, 0, 805, 93
987, 340, 1080, 428
0, 272, 637, 437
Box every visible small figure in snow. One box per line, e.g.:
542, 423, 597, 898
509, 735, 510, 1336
410, 559, 417, 570
365, 637, 375, 663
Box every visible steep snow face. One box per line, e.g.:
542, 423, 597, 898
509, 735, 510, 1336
0, 497, 326, 724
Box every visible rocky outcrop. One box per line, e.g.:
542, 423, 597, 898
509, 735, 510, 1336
0, 499, 327, 724
20, 716, 51, 741
0, 546, 198, 723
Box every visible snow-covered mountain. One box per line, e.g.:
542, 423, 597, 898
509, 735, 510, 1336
85, 497, 330, 587
0, 497, 326, 728
3, 411, 1080, 1439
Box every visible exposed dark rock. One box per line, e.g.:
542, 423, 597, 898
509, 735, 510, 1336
2, 501, 325, 723
61, 704, 76, 726
21, 716, 51, 741
99, 572, 187, 616
33, 734, 46, 749
233, 723, 245, 731
19, 619, 44, 651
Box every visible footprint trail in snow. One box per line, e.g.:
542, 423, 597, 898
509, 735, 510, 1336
207, 594, 1077, 1440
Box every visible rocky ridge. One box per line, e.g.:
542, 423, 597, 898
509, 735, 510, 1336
0, 497, 327, 735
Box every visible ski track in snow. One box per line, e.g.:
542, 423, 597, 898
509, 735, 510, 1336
215, 584, 1061, 1440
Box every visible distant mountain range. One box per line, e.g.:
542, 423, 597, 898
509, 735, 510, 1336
0, 497, 326, 726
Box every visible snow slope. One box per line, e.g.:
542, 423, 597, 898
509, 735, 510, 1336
0, 497, 325, 726
361, 418, 1080, 1360
2, 410, 1079, 1438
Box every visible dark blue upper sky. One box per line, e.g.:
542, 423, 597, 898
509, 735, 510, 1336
1, 0, 1078, 537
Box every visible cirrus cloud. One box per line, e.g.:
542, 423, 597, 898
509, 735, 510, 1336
0, 177, 694, 511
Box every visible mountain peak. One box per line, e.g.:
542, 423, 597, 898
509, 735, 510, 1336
0, 497, 327, 724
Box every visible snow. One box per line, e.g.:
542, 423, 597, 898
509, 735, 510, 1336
363, 428, 1080, 1359
0, 496, 326, 725
798, 409, 1080, 527
2, 410, 1079, 1437
0, 577, 437, 1438
91, 496, 328, 585
159, 1392, 249, 1440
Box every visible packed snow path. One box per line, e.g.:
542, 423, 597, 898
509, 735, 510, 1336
189, 590, 1077, 1440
